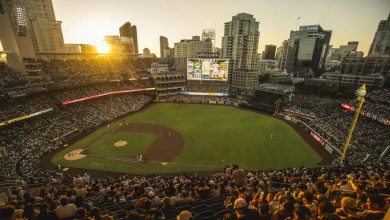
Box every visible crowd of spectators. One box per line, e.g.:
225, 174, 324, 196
0, 163, 388, 219
0, 63, 28, 89
40, 58, 152, 84
0, 96, 52, 121
0, 83, 152, 179
284, 92, 390, 163
364, 88, 390, 119
186, 81, 229, 93
0, 58, 152, 98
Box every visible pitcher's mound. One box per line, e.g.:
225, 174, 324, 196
114, 140, 127, 147
64, 149, 87, 160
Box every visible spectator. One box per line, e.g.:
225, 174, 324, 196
0, 206, 15, 220
234, 198, 259, 220
55, 196, 77, 219
90, 207, 114, 220
361, 194, 386, 220
160, 198, 176, 219
176, 210, 192, 220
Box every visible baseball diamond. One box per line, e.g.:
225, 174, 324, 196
43, 103, 326, 175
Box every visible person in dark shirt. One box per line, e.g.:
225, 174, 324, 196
360, 194, 385, 220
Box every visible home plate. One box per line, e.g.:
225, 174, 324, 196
63, 168, 69, 171
161, 162, 168, 165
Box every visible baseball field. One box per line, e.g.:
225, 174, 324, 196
50, 103, 322, 175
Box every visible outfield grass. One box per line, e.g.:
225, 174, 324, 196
52, 103, 321, 174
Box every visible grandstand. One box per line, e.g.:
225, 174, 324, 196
0, 57, 389, 219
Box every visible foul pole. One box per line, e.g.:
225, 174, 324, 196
340, 84, 366, 163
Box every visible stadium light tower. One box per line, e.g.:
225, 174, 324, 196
340, 84, 367, 163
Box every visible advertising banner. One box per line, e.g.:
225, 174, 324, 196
341, 103, 389, 125
179, 91, 229, 97
0, 108, 53, 127
310, 131, 325, 146
63, 88, 155, 105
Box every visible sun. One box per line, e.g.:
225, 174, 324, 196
96, 42, 109, 53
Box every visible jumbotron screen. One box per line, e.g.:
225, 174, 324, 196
187, 58, 229, 81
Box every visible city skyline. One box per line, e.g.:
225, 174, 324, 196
52, 0, 390, 55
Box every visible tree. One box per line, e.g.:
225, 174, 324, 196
274, 98, 282, 113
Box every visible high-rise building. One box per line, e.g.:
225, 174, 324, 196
326, 45, 339, 60
258, 59, 278, 74
262, 45, 276, 60
222, 13, 260, 93
340, 56, 390, 76
368, 13, 390, 58
276, 40, 289, 70
202, 29, 216, 52
339, 41, 359, 60
160, 36, 170, 58
119, 22, 138, 54
1, 0, 65, 53
104, 36, 122, 54
285, 25, 332, 76
173, 36, 212, 58
326, 42, 363, 62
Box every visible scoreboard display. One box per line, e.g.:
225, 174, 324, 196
187, 58, 229, 81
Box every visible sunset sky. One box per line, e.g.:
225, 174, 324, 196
52, 0, 389, 55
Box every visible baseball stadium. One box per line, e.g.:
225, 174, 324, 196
0, 2, 389, 219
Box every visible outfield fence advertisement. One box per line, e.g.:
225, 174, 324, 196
179, 91, 229, 97
310, 131, 325, 146
187, 58, 229, 81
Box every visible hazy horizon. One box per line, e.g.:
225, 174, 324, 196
52, 0, 390, 55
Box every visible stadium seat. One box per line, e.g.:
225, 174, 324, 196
189, 204, 208, 214
208, 202, 224, 212
194, 210, 216, 220
215, 209, 233, 219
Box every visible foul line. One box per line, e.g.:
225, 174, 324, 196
83, 153, 220, 169
83, 125, 121, 150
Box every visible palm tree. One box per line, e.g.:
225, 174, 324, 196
274, 98, 282, 113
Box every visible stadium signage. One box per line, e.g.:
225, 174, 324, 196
196, 53, 220, 58
63, 88, 156, 105
179, 91, 229, 97
310, 131, 325, 146
324, 144, 334, 154
341, 103, 390, 126
0, 108, 53, 127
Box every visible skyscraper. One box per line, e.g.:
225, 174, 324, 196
285, 25, 332, 76
338, 41, 360, 61
0, 0, 65, 53
276, 40, 289, 70
262, 45, 276, 60
222, 13, 260, 92
160, 36, 170, 58
173, 36, 212, 58
119, 22, 138, 54
368, 13, 390, 58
